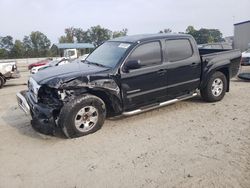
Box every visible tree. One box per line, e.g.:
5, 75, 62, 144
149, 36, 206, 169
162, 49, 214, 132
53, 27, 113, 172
0, 36, 14, 51
23, 31, 51, 57
185, 26, 223, 44
185, 26, 196, 35
112, 29, 128, 38
58, 26, 129, 46
23, 35, 33, 57
10, 40, 25, 58
59, 27, 75, 43
74, 28, 91, 43
0, 49, 8, 59
0, 36, 14, 58
88, 25, 112, 46
159, 28, 172, 33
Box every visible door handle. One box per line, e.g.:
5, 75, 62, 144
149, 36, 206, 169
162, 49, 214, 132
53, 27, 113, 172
157, 69, 167, 74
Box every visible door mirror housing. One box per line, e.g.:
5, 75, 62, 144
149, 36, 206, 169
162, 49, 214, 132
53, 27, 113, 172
123, 60, 141, 73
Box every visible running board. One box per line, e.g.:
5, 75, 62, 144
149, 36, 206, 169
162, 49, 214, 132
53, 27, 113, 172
122, 92, 198, 116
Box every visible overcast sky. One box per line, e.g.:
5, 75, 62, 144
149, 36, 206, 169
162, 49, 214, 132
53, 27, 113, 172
0, 0, 249, 43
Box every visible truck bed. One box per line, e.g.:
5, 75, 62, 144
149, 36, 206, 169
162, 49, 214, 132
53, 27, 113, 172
199, 49, 242, 78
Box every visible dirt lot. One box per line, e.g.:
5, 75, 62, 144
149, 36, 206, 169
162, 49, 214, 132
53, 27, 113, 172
0, 65, 250, 188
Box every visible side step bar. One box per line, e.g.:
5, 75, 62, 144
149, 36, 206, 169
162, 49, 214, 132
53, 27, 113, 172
122, 92, 198, 116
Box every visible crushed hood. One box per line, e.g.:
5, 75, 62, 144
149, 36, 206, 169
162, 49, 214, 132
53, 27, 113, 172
32, 61, 111, 88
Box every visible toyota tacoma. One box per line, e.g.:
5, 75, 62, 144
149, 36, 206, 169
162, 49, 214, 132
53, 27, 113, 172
16, 34, 241, 138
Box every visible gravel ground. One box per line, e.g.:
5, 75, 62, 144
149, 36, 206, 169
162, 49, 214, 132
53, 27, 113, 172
0, 65, 249, 188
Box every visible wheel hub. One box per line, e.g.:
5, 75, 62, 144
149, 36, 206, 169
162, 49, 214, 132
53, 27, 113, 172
212, 78, 223, 97
74, 106, 99, 133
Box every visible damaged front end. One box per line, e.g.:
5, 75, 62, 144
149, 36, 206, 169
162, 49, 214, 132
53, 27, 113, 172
17, 77, 64, 135
17, 75, 123, 136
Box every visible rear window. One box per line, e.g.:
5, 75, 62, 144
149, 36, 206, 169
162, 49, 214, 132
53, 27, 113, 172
165, 39, 193, 62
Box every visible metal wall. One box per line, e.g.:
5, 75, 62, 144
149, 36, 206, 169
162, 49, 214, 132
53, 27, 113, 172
234, 21, 250, 51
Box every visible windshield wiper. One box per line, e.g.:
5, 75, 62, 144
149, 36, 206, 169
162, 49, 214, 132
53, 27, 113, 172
85, 60, 110, 68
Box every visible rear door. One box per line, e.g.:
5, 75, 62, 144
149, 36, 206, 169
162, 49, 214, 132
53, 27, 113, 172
120, 40, 168, 111
164, 38, 201, 99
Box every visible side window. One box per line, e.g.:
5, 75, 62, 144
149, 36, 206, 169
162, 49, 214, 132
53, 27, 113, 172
128, 41, 162, 68
165, 39, 193, 62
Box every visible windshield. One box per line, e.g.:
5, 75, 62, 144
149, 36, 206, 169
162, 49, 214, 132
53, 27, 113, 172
86, 41, 131, 68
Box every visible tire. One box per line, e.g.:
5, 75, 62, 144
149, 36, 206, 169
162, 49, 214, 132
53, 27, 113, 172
58, 94, 106, 138
0, 76, 4, 89
200, 71, 227, 102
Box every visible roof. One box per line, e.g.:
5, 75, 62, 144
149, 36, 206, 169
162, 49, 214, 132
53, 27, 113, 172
109, 33, 191, 43
54, 43, 95, 49
234, 20, 250, 26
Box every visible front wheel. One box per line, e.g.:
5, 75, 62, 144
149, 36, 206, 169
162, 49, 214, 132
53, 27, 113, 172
201, 71, 227, 102
58, 94, 106, 138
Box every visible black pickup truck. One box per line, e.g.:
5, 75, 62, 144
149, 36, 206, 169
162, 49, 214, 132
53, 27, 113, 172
17, 34, 241, 138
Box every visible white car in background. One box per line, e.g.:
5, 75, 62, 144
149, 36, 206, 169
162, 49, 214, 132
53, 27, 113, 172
241, 49, 250, 65
31, 58, 70, 74
0, 61, 20, 88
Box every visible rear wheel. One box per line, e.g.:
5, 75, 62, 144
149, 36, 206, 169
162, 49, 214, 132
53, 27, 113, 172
0, 76, 4, 89
201, 71, 227, 102
58, 94, 106, 138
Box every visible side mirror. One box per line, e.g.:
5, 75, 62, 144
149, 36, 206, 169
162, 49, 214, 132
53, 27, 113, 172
123, 60, 141, 73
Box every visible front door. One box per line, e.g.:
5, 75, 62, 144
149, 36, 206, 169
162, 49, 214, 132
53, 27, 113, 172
120, 41, 168, 111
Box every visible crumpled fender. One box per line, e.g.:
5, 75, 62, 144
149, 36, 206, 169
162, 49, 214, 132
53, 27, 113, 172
44, 75, 123, 115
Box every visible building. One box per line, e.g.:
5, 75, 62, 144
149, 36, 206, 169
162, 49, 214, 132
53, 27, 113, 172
234, 20, 250, 51
51, 43, 95, 57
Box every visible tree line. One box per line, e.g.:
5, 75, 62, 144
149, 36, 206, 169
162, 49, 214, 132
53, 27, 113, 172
0, 25, 224, 59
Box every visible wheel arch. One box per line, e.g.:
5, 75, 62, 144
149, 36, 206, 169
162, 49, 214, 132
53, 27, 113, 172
201, 64, 230, 92
86, 89, 123, 117
216, 67, 230, 92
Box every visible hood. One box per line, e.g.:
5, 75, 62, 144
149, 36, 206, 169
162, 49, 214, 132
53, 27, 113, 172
32, 61, 111, 88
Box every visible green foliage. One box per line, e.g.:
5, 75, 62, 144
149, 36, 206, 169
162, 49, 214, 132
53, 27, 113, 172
0, 31, 51, 59
113, 29, 128, 38
10, 40, 25, 58
59, 27, 75, 43
87, 25, 112, 46
22, 31, 51, 57
0, 36, 14, 58
186, 26, 223, 44
59, 26, 128, 46
0, 25, 225, 59
0, 49, 8, 58
0, 36, 14, 51
74, 28, 91, 43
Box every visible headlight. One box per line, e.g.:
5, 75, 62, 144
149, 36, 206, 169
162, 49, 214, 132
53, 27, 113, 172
28, 77, 41, 103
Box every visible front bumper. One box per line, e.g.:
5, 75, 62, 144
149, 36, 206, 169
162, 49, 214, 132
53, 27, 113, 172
16, 91, 30, 115
16, 90, 59, 135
